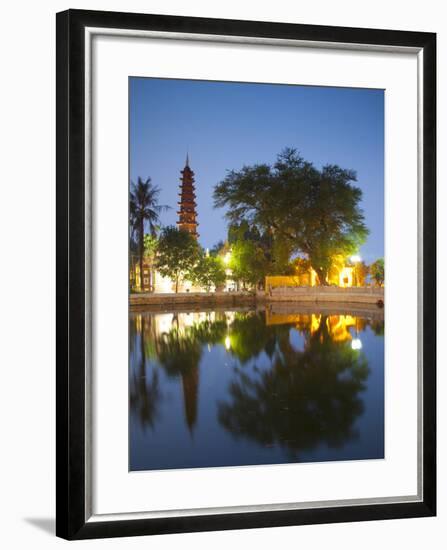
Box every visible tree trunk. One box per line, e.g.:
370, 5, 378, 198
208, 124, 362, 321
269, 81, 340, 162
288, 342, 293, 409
317, 267, 329, 286
175, 276, 179, 293
139, 220, 144, 292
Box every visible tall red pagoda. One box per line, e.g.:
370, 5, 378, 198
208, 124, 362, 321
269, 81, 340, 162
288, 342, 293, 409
177, 154, 199, 238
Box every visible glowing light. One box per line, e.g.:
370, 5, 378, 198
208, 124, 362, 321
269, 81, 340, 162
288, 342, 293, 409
223, 251, 232, 265
351, 338, 363, 350
350, 255, 362, 263
224, 336, 231, 350
155, 271, 174, 293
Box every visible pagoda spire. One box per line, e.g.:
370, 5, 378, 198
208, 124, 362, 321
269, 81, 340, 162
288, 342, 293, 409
177, 155, 199, 238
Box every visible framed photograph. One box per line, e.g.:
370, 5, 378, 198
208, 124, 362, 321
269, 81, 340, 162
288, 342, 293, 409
56, 9, 436, 540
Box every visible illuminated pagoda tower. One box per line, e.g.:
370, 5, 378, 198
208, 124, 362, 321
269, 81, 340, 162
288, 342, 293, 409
177, 154, 199, 238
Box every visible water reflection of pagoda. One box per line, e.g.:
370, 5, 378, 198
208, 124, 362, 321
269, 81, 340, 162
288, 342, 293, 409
177, 154, 199, 238
181, 367, 199, 433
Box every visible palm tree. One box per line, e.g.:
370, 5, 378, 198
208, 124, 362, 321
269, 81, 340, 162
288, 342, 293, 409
130, 177, 168, 291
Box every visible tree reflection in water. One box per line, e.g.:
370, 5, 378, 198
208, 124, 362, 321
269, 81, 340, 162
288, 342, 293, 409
129, 315, 162, 430
129, 308, 383, 459
130, 312, 228, 433
156, 315, 227, 432
218, 313, 370, 456
226, 313, 279, 364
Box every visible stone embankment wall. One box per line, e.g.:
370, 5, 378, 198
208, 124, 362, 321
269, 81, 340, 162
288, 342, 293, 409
130, 287, 384, 309
266, 286, 384, 304
130, 291, 257, 309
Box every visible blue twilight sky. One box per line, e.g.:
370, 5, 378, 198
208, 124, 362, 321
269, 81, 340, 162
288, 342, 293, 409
130, 78, 384, 262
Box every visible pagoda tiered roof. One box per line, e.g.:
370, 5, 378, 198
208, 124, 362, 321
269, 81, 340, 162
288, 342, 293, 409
176, 154, 199, 238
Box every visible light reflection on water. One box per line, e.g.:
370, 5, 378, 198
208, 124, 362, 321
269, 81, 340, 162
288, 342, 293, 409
129, 306, 384, 471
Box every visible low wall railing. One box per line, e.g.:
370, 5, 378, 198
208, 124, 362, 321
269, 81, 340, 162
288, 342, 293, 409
267, 286, 384, 304
270, 286, 384, 294
130, 291, 257, 308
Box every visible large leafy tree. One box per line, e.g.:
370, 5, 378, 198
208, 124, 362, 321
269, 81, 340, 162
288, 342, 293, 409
229, 239, 265, 289
228, 223, 268, 288
214, 148, 369, 285
155, 226, 200, 293
130, 177, 168, 290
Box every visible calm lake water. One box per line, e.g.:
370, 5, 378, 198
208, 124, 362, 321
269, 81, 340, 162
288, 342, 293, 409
129, 306, 384, 471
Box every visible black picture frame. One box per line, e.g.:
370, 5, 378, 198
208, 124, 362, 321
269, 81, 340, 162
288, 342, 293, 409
56, 8, 436, 540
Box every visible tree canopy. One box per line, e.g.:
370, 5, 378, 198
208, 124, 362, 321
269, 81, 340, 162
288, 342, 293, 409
130, 177, 167, 240
130, 177, 168, 290
214, 148, 369, 284
155, 226, 200, 293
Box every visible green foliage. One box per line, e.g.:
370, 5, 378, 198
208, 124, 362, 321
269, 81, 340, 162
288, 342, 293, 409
143, 234, 158, 259
227, 222, 292, 288
155, 226, 200, 292
370, 258, 385, 286
271, 237, 295, 275
209, 240, 225, 257
228, 227, 268, 288
214, 148, 369, 285
229, 239, 266, 288
191, 253, 227, 292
